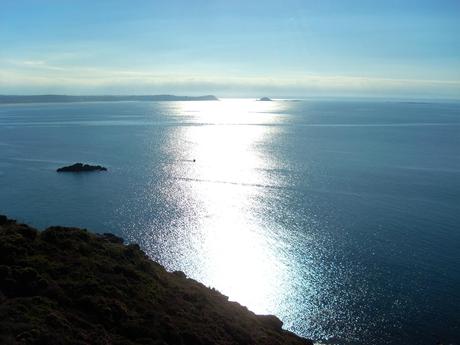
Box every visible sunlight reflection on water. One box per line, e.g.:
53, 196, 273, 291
114, 100, 412, 344
134, 100, 342, 341
171, 99, 293, 313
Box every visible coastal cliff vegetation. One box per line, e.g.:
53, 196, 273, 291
0, 216, 312, 345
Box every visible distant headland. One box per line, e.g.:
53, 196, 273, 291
258, 97, 273, 101
0, 94, 219, 104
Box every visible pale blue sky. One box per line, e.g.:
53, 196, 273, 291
1, 0, 459, 98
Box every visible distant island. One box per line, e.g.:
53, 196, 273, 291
0, 215, 313, 345
0, 94, 219, 104
56, 163, 107, 173
258, 97, 273, 101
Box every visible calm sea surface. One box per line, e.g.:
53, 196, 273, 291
0, 99, 459, 345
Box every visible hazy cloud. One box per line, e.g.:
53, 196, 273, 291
1, 66, 459, 98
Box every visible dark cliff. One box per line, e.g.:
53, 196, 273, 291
0, 216, 312, 345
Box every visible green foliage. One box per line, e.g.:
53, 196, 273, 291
0, 216, 312, 345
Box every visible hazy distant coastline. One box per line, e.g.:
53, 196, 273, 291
0, 94, 219, 104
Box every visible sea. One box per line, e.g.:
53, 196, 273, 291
0, 99, 459, 345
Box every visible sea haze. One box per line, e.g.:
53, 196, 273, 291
0, 99, 459, 345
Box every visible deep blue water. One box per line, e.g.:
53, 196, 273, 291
0, 99, 459, 345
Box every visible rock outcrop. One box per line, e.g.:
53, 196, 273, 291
56, 163, 107, 172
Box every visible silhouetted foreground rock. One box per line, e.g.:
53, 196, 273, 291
56, 163, 107, 172
0, 216, 313, 345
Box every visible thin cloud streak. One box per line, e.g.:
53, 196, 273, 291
0, 59, 460, 98
1, 65, 459, 98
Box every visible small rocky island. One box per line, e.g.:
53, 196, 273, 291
0, 215, 313, 345
258, 97, 273, 101
56, 163, 107, 172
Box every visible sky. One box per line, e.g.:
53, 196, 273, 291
1, 0, 459, 99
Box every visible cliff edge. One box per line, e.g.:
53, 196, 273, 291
0, 215, 312, 345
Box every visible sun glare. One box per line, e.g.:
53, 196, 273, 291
173, 99, 288, 313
